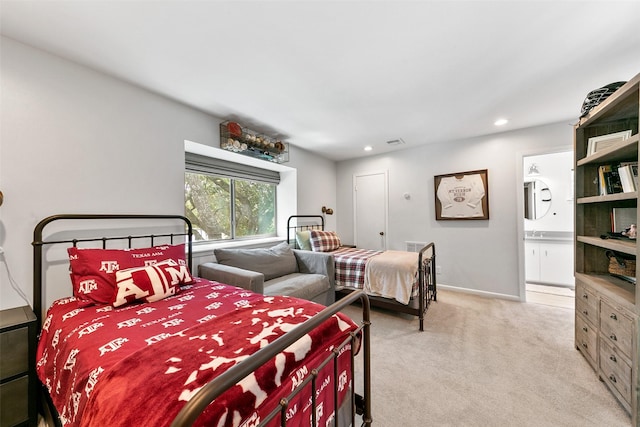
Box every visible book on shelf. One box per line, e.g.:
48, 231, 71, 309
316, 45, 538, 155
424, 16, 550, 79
617, 161, 638, 193
612, 207, 637, 232
598, 164, 624, 195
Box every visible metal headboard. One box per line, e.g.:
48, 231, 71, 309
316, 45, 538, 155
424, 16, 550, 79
286, 215, 325, 248
32, 214, 193, 328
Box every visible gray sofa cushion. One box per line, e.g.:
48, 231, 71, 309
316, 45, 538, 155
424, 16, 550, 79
264, 273, 331, 301
214, 242, 298, 281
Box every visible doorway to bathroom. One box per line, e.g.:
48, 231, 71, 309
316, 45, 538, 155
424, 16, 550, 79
522, 149, 575, 309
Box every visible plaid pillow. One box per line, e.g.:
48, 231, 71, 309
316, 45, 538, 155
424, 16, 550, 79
309, 230, 341, 252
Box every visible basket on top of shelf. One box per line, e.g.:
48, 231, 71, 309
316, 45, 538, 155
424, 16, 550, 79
606, 249, 637, 284
220, 121, 289, 163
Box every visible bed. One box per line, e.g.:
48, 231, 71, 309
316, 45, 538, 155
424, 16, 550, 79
32, 214, 371, 427
287, 215, 436, 331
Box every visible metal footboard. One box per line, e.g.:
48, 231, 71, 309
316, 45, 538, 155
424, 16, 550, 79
417, 242, 437, 331
171, 289, 372, 427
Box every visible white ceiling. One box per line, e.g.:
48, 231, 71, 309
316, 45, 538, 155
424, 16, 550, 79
2, 1, 640, 161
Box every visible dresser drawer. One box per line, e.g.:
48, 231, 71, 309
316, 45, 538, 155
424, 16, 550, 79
575, 292, 599, 327
576, 283, 598, 314
0, 326, 29, 380
575, 314, 597, 368
0, 375, 29, 426
599, 336, 632, 406
600, 300, 634, 359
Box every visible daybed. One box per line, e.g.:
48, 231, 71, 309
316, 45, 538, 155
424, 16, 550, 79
198, 242, 335, 306
32, 214, 371, 427
288, 215, 436, 331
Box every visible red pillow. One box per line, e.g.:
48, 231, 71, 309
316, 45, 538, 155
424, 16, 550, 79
112, 259, 192, 307
309, 230, 341, 252
68, 244, 191, 306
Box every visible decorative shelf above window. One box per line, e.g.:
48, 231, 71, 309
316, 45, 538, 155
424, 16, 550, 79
220, 121, 289, 163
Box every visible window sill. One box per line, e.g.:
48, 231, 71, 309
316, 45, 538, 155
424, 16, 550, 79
191, 237, 285, 256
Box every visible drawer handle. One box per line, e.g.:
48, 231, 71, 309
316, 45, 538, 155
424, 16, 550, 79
582, 327, 588, 332
582, 293, 588, 299
609, 374, 617, 383
582, 342, 588, 349
582, 310, 588, 316
610, 334, 617, 341
610, 313, 617, 320
610, 355, 617, 363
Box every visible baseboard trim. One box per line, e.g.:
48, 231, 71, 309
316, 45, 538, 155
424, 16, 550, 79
437, 284, 522, 302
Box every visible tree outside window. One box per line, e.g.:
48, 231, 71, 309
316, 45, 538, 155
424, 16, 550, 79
185, 172, 276, 242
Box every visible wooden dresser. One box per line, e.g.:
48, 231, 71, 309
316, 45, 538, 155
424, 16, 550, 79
576, 276, 637, 414
0, 306, 37, 427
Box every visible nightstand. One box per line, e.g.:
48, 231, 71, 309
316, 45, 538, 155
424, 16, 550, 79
0, 306, 37, 427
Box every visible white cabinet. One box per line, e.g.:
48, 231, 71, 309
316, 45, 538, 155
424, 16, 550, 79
540, 241, 574, 285
525, 239, 574, 286
525, 240, 541, 282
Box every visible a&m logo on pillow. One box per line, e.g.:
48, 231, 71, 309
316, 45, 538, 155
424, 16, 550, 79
78, 279, 98, 294
99, 261, 120, 273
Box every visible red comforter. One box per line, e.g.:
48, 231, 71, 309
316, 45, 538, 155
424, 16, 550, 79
37, 278, 356, 427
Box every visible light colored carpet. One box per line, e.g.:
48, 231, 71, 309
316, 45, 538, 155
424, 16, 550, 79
342, 289, 630, 427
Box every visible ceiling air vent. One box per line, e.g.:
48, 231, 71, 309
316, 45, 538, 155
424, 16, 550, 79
386, 138, 405, 146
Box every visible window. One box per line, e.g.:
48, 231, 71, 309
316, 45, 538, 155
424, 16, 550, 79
233, 178, 276, 238
185, 153, 278, 242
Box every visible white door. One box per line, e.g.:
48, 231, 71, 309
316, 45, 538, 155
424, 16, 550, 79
354, 171, 387, 250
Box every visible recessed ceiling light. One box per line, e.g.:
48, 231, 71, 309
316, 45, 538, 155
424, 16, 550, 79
494, 118, 508, 126
364, 146, 373, 151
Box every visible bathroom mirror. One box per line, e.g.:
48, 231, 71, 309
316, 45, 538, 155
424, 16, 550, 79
524, 179, 552, 220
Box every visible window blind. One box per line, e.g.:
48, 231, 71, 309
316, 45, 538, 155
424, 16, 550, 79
185, 152, 280, 184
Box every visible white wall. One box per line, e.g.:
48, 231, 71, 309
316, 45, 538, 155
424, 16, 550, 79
0, 37, 337, 310
336, 123, 574, 298
287, 146, 337, 232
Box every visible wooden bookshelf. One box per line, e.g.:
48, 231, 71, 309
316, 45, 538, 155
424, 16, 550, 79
574, 73, 640, 425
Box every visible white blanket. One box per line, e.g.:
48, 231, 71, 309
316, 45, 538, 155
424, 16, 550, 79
364, 250, 418, 304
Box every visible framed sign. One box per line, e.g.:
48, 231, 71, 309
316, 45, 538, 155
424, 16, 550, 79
434, 169, 489, 220
587, 129, 632, 156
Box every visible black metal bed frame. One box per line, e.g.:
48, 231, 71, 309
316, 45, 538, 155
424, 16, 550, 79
287, 215, 436, 331
32, 214, 372, 427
